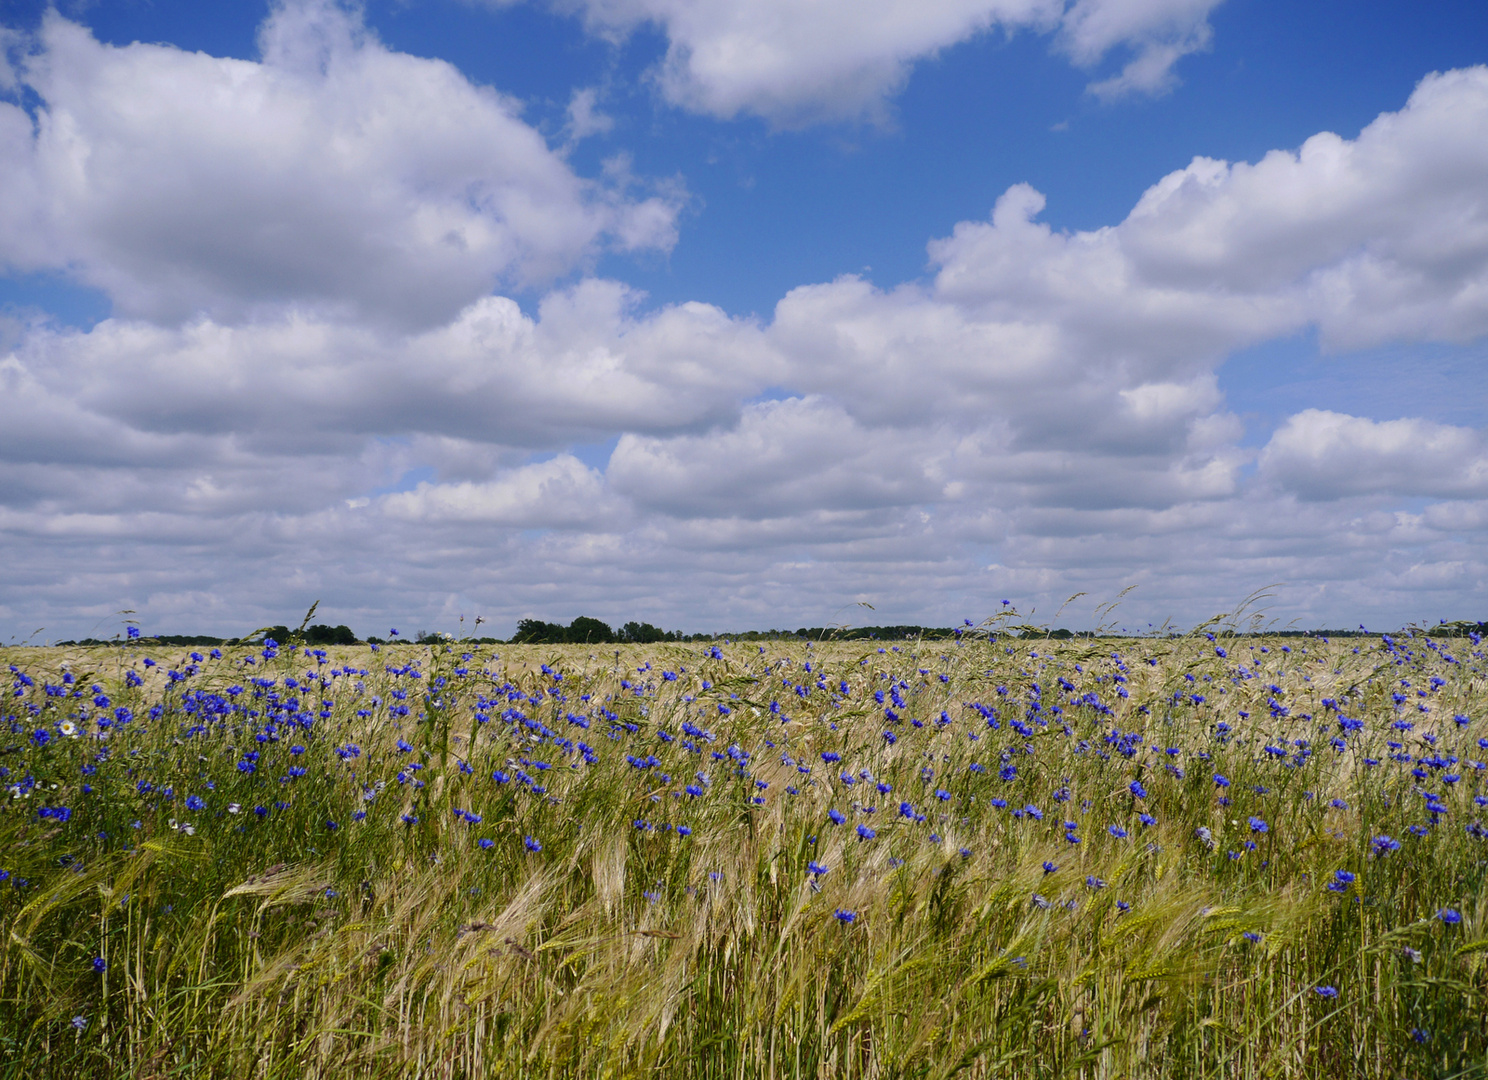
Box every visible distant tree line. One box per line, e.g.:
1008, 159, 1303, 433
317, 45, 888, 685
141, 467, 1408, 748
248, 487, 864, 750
261, 624, 360, 646
51, 634, 238, 647
51, 624, 361, 648
41, 618, 1486, 650
509, 617, 681, 645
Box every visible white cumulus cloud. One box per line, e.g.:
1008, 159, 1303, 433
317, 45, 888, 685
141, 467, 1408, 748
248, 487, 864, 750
1259, 410, 1488, 502
514, 0, 1223, 124
0, 1, 680, 329
380, 455, 622, 527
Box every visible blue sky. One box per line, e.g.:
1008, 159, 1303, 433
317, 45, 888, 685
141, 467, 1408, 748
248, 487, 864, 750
1, 0, 1486, 638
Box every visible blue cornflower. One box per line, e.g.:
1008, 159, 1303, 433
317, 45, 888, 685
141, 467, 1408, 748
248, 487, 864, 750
1213, 774, 1230, 788
1248, 816, 1268, 834
1411, 1028, 1430, 1044
1108, 825, 1128, 839
1086, 876, 1105, 889
833, 909, 857, 924
71, 1015, 87, 1030
478, 838, 495, 850
1043, 861, 1058, 874
828, 809, 846, 825
91, 957, 106, 973
524, 836, 542, 852
1372, 835, 1401, 856
185, 795, 205, 811
856, 824, 876, 841
808, 861, 830, 877
1438, 908, 1462, 924
1314, 985, 1339, 999
1138, 813, 1157, 827
1129, 780, 1148, 799
1242, 931, 1262, 943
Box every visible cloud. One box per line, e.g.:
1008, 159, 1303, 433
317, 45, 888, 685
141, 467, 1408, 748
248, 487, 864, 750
527, 0, 1221, 125
564, 86, 616, 144
6, 280, 776, 457
1118, 68, 1488, 347
379, 454, 622, 527
0, 1, 679, 329
1060, 0, 1221, 98
931, 67, 1488, 359
1259, 410, 1488, 502
608, 397, 946, 518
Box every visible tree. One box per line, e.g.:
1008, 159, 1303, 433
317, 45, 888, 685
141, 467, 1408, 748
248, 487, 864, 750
619, 621, 669, 644
512, 619, 566, 644
565, 617, 615, 644
305, 624, 358, 645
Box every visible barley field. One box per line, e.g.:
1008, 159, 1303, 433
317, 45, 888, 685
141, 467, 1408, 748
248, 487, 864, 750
1, 623, 1485, 1078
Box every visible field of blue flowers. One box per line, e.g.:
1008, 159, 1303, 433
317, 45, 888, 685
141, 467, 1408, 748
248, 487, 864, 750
1, 624, 1485, 1078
